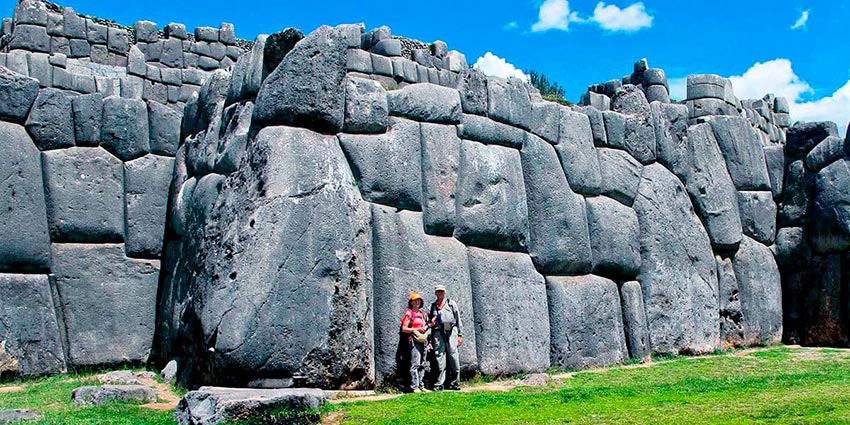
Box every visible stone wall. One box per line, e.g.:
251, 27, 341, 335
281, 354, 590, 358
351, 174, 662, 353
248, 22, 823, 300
1, 0, 848, 390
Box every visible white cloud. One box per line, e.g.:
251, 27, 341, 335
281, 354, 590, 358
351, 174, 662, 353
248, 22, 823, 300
531, 0, 583, 32
503, 21, 518, 30
729, 58, 850, 134
473, 52, 529, 82
589, 2, 654, 32
791, 10, 809, 30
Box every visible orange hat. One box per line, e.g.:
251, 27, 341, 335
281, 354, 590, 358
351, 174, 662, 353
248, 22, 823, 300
409, 292, 422, 301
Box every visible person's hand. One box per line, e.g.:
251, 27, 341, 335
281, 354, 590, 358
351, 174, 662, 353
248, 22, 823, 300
418, 326, 427, 333
458, 336, 463, 347
426, 343, 432, 351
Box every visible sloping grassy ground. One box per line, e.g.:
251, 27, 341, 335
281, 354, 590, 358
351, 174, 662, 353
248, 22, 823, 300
330, 347, 850, 424
0, 372, 174, 425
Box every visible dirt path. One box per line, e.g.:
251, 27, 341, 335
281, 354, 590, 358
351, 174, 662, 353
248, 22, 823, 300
137, 375, 180, 411
0, 386, 23, 394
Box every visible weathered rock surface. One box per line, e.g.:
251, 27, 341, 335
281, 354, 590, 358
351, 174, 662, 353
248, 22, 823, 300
52, 244, 159, 366
101, 97, 150, 161
175, 387, 326, 425
634, 164, 719, 355
586, 196, 640, 279
455, 140, 529, 252
809, 159, 850, 253
707, 116, 772, 191
0, 65, 39, 123
731, 237, 783, 346
71, 385, 156, 406
25, 88, 75, 150
124, 155, 174, 258
0, 122, 51, 272
554, 110, 601, 195
619, 281, 650, 360
737, 191, 777, 245
546, 275, 627, 369
597, 148, 642, 207
420, 122, 460, 236
371, 206, 476, 382
520, 134, 592, 274
387, 82, 461, 124
468, 248, 549, 375
41, 147, 124, 243
0, 409, 43, 423
716, 255, 744, 347
0, 274, 66, 377
343, 76, 388, 133
785, 121, 838, 160
339, 117, 422, 211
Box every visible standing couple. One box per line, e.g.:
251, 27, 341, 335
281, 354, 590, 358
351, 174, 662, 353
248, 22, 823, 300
400, 285, 463, 393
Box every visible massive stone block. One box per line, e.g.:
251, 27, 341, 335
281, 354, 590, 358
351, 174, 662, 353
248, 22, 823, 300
806, 135, 845, 173
101, 97, 150, 161
468, 248, 549, 375
731, 237, 783, 346
455, 68, 487, 115
809, 159, 850, 253
0, 122, 51, 272
0, 65, 39, 123
124, 154, 175, 258
41, 147, 124, 243
634, 164, 719, 355
455, 140, 529, 252
253, 25, 348, 133
619, 281, 650, 360
683, 123, 742, 251
716, 255, 744, 347
147, 100, 181, 156
546, 275, 627, 369
25, 88, 75, 150
737, 191, 777, 245
785, 121, 839, 160
520, 134, 591, 275
586, 196, 641, 279
554, 109, 602, 195
597, 148, 642, 207
343, 76, 388, 134
487, 77, 531, 130
420, 122, 460, 236
707, 116, 772, 191
52, 243, 159, 366
778, 160, 813, 226
72, 93, 103, 146
213, 101, 254, 174
0, 273, 66, 377
339, 117, 422, 211
763, 145, 785, 199
371, 206, 477, 382
459, 113, 525, 149
387, 83, 461, 124
171, 126, 374, 388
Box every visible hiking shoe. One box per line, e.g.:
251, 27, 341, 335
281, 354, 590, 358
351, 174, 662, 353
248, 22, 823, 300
447, 384, 461, 391
431, 385, 443, 391
419, 387, 431, 393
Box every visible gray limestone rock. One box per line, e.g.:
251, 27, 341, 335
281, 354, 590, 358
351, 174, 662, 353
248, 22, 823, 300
41, 147, 124, 243
785, 121, 839, 160
9, 25, 50, 52
0, 274, 66, 377
731, 237, 783, 346
101, 96, 150, 161
344, 76, 388, 134
597, 147, 642, 207
487, 77, 531, 130
611, 84, 650, 115
420, 122, 460, 236
387, 83, 461, 124
86, 20, 108, 44
683, 123, 743, 251
160, 38, 184, 68
213, 101, 254, 174
371, 38, 401, 57
171, 125, 374, 388
778, 160, 813, 227
371, 206, 477, 382
175, 387, 326, 425
455, 140, 529, 252
72, 385, 156, 406
716, 255, 744, 347
805, 135, 845, 172
520, 134, 592, 275
124, 154, 175, 258
581, 106, 607, 146
468, 248, 549, 375
619, 281, 650, 360
72, 93, 103, 146
107, 27, 130, 53
134, 20, 159, 43
25, 88, 75, 150
809, 159, 850, 253
0, 123, 51, 272
0, 65, 39, 123
147, 101, 181, 156
161, 360, 178, 384
528, 102, 560, 144
339, 117, 422, 211
651, 102, 689, 176
547, 275, 627, 369
97, 370, 140, 385
737, 191, 777, 245
53, 243, 159, 366
455, 68, 488, 115
586, 196, 641, 279
14, 1, 48, 25
634, 164, 720, 355
763, 145, 785, 199
707, 116, 772, 191
253, 25, 348, 133
554, 109, 602, 195
0, 409, 43, 423
459, 113, 526, 149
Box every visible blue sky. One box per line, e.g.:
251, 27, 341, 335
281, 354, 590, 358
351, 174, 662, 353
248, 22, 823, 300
6, 0, 850, 128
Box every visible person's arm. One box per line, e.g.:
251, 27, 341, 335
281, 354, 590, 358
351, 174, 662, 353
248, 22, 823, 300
453, 301, 462, 338
401, 313, 416, 334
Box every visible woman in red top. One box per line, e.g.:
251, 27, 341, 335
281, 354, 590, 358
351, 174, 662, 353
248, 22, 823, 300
401, 292, 430, 393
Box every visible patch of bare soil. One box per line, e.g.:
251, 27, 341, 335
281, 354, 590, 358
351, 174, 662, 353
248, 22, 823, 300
137, 375, 180, 411
0, 386, 23, 393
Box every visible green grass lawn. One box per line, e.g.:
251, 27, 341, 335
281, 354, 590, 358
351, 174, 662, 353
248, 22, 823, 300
331, 347, 850, 425
0, 373, 174, 425
2, 347, 850, 424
